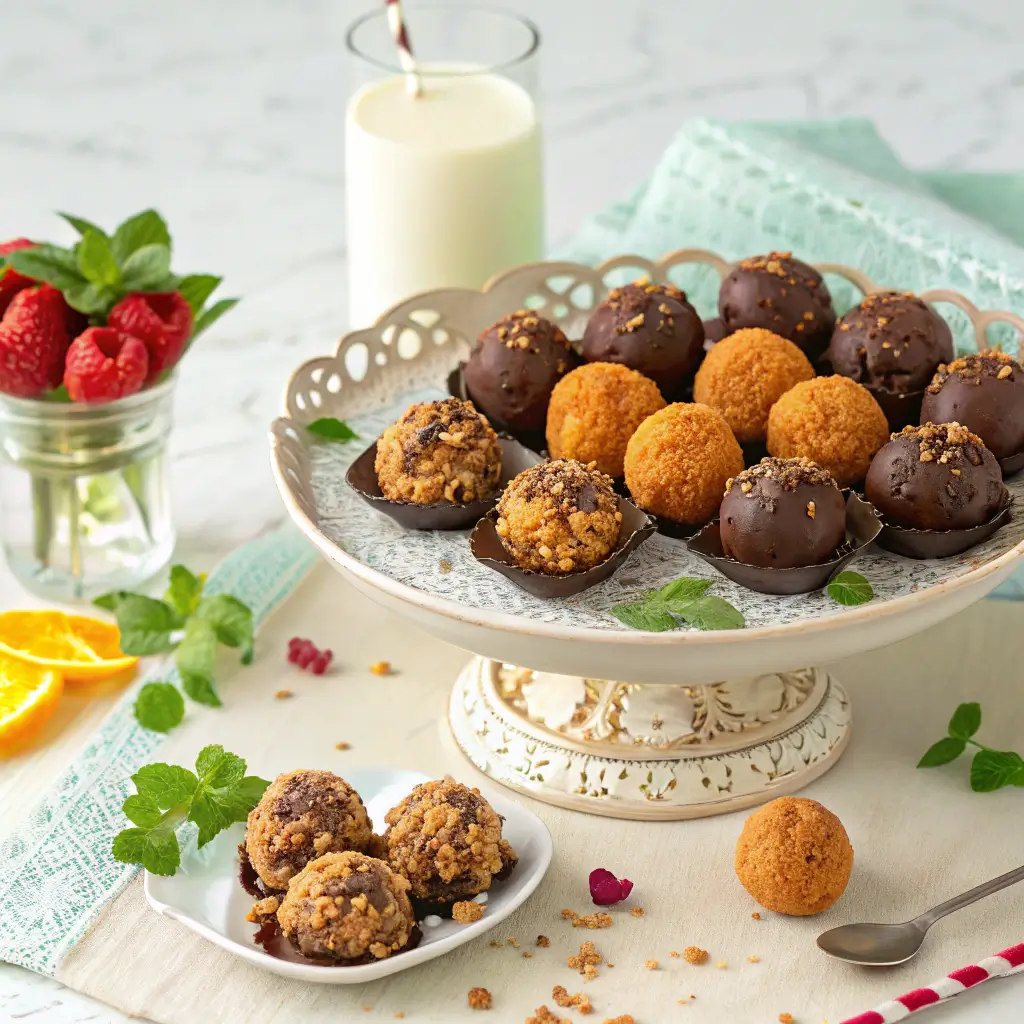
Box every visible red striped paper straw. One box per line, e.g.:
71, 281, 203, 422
841, 942, 1024, 1023
384, 0, 421, 97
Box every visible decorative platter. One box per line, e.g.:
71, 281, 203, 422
270, 249, 1024, 819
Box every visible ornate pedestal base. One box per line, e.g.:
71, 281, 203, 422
448, 658, 851, 820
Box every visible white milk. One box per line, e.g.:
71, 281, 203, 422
344, 68, 544, 328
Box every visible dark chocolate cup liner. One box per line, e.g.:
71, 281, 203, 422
874, 491, 1014, 560
446, 364, 547, 454
470, 496, 657, 598
686, 491, 883, 595
999, 451, 1024, 478
345, 437, 541, 531
867, 384, 924, 431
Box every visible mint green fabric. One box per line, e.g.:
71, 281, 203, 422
555, 117, 1024, 599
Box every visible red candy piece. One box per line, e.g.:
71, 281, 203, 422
589, 868, 634, 906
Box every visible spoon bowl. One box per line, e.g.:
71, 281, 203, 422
816, 921, 928, 966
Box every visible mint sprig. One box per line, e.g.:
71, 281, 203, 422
112, 745, 269, 875
307, 417, 360, 442
96, 564, 254, 732
611, 576, 744, 632
918, 702, 1024, 792
828, 571, 874, 606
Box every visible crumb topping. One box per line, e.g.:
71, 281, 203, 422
568, 940, 603, 975
738, 251, 819, 291
525, 1008, 570, 1024
927, 349, 1021, 392
452, 900, 486, 923
728, 456, 837, 495
683, 946, 709, 964
483, 310, 571, 355
571, 912, 613, 930
895, 421, 987, 465
606, 279, 688, 337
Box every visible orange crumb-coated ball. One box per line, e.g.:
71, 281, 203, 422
624, 403, 743, 526
767, 375, 888, 487
693, 328, 815, 442
735, 797, 853, 916
546, 362, 665, 477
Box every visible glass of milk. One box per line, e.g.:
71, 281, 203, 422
345, 5, 544, 328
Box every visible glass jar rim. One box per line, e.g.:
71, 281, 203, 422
0, 375, 176, 425
345, 3, 540, 77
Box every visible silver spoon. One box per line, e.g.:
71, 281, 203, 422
817, 863, 1024, 966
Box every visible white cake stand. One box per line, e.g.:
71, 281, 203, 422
270, 249, 1024, 820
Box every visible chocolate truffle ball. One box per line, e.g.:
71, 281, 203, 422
719, 252, 836, 357
381, 777, 518, 905
865, 422, 1005, 531
735, 797, 854, 917
702, 317, 728, 349
245, 770, 374, 891
767, 375, 889, 488
375, 397, 501, 504
546, 362, 665, 478
828, 292, 954, 394
495, 459, 622, 574
580, 280, 704, 395
920, 350, 1024, 461
624, 403, 744, 526
721, 457, 846, 569
693, 328, 815, 443
275, 852, 415, 962
463, 310, 576, 433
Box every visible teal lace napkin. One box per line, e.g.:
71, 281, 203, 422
556, 117, 1024, 598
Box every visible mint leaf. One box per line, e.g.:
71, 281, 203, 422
307, 418, 360, 442
112, 825, 181, 876
132, 763, 199, 807
122, 793, 162, 828
828, 571, 874, 606
134, 682, 186, 733
62, 280, 112, 316
43, 384, 71, 403
93, 591, 122, 611
177, 274, 222, 316
111, 209, 171, 262
656, 577, 713, 610
949, 702, 982, 741
7, 244, 86, 291
195, 744, 245, 787
678, 596, 745, 631
189, 750, 268, 848
164, 565, 206, 618
970, 749, 1024, 792
112, 595, 180, 655
610, 601, 677, 632
176, 618, 220, 707
192, 297, 239, 339
58, 212, 108, 239
120, 244, 174, 292
77, 229, 121, 289
917, 736, 966, 768
196, 594, 253, 654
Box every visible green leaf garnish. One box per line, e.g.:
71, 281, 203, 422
195, 594, 253, 658
919, 701, 1024, 792
177, 274, 223, 316
58, 212, 108, 239
656, 577, 714, 611
164, 565, 206, 618
948, 701, 981, 740
110, 594, 180, 655
132, 762, 199, 807
192, 297, 239, 339
176, 618, 220, 707
111, 209, 171, 263
610, 601, 677, 632
827, 571, 874, 606
970, 749, 1024, 792
134, 681, 186, 733
611, 576, 743, 632
77, 229, 121, 289
307, 417, 360, 441
917, 736, 966, 768
7, 244, 86, 291
112, 825, 181, 876
43, 384, 72, 403
676, 595, 745, 631
61, 280, 112, 316
120, 244, 175, 293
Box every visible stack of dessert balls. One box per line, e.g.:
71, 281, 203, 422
367, 252, 1020, 578
244, 771, 516, 963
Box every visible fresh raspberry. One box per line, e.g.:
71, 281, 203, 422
64, 327, 149, 403
108, 292, 193, 382
0, 284, 71, 398
296, 645, 317, 670
311, 650, 332, 675
0, 239, 37, 317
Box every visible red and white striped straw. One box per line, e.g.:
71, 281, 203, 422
841, 942, 1024, 1023
384, 0, 421, 97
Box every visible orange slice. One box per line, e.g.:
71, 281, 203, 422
0, 653, 63, 756
0, 610, 138, 684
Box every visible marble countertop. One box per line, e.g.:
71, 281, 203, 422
2, 0, 1024, 1020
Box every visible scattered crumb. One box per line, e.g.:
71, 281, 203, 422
572, 912, 613, 929
506, 937, 520, 948
537, 935, 551, 947
335, 741, 351, 751
394, 1015, 405, 1020
645, 959, 658, 970
488, 939, 502, 948
561, 909, 580, 921
468, 987, 492, 1010
439, 558, 453, 574
525, 1007, 569, 1024
670, 951, 681, 959
683, 946, 708, 965
362, 1009, 371, 1014
716, 961, 727, 970
630, 907, 644, 918
552, 987, 573, 1008
568, 942, 603, 975
369, 660, 391, 675
452, 901, 485, 924
779, 1015, 794, 1024
274, 689, 292, 700
601, 1017, 635, 1024
522, 951, 533, 959
747, 955, 760, 963
606, 963, 615, 968
584, 964, 598, 981
751, 912, 761, 920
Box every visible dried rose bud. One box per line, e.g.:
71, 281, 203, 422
588, 868, 634, 906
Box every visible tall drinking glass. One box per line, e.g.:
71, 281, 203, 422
345, 5, 544, 328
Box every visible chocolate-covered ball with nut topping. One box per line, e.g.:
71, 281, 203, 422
495, 459, 622, 575
381, 777, 518, 907
375, 398, 501, 504
719, 252, 836, 358
245, 770, 374, 891
920, 350, 1024, 461
865, 422, 1004, 531
463, 311, 576, 433
274, 852, 416, 962
580, 280, 704, 395
828, 292, 954, 394
721, 457, 846, 569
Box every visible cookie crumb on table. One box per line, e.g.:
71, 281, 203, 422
572, 912, 613, 929
601, 1016, 635, 1024
369, 660, 391, 675
683, 946, 708, 964
716, 961, 727, 969
645, 959, 658, 970
467, 987, 492, 1010
752, 911, 761, 920
747, 955, 760, 963
561, 909, 579, 920
506, 937, 520, 948
274, 689, 292, 699
439, 558, 453, 573
583, 964, 599, 981
630, 907, 644, 917
669, 951, 681, 958
537, 935, 551, 947
568, 942, 603, 975
522, 951, 533, 959
335, 741, 351, 751
525, 1007, 569, 1024
778, 1015, 794, 1023
452, 901, 485, 923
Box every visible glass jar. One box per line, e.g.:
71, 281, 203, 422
0, 381, 176, 601
344, 4, 544, 328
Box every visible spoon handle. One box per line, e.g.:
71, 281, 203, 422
915, 863, 1024, 928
